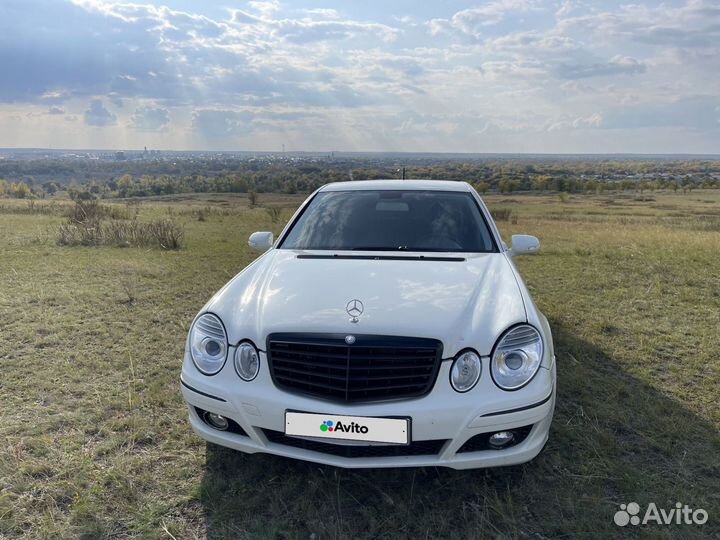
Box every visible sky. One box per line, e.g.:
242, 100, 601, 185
0, 0, 718, 153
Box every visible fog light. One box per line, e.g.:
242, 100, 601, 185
203, 411, 229, 431
489, 431, 515, 448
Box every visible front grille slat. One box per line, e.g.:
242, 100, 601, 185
274, 375, 348, 393
348, 364, 434, 372
267, 333, 443, 403
349, 355, 437, 363
271, 339, 348, 350
273, 348, 351, 360
273, 358, 348, 371
344, 372, 431, 381
348, 382, 428, 393
273, 365, 349, 381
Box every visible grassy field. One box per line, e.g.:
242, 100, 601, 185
1, 190, 719, 539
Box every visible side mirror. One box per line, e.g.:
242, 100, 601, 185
248, 231, 274, 252
509, 234, 539, 256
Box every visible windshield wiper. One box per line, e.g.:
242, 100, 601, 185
350, 246, 464, 253
298, 253, 467, 262
351, 246, 408, 251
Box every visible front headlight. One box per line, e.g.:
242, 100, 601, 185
491, 325, 543, 390
189, 313, 228, 375
450, 349, 482, 392
234, 342, 260, 381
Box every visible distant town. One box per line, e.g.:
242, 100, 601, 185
1, 147, 719, 199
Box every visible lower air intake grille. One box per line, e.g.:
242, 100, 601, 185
263, 429, 447, 458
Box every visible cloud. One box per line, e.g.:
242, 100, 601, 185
1, 0, 719, 153
229, 10, 260, 24
557, 0, 720, 50
301, 8, 342, 20
555, 1, 578, 19
229, 6, 398, 43
602, 96, 720, 130
349, 50, 428, 80
478, 33, 646, 81
191, 110, 248, 138
0, 0, 402, 113
270, 19, 399, 44
486, 32, 580, 54
554, 56, 646, 79
84, 99, 116, 126
191, 108, 317, 139
247, 0, 280, 18
547, 113, 603, 131
429, 1, 539, 37
130, 106, 169, 131
0, 0, 170, 103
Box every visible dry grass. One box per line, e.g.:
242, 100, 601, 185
489, 207, 513, 221
0, 198, 70, 215
56, 201, 184, 249
0, 190, 719, 539
265, 206, 284, 223
66, 199, 131, 223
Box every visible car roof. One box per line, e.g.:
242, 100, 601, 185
319, 180, 473, 192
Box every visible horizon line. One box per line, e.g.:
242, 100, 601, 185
2, 147, 720, 159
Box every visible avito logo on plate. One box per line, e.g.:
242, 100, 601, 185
286, 412, 407, 445
320, 419, 369, 434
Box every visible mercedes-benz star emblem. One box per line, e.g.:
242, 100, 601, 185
345, 335, 356, 345
346, 299, 364, 323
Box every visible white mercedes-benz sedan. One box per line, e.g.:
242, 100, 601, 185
180, 180, 555, 469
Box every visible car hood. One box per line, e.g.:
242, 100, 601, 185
206, 250, 527, 357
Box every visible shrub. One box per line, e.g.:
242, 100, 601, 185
491, 208, 513, 221
474, 181, 489, 194
67, 199, 104, 224
67, 200, 130, 223
147, 219, 184, 249
266, 207, 282, 223
57, 201, 183, 249
56, 221, 102, 246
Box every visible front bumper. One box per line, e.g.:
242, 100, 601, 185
180, 352, 556, 470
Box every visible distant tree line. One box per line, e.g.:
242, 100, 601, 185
1, 157, 719, 200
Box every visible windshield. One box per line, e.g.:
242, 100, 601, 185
279, 190, 496, 253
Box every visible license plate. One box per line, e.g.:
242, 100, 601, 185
285, 411, 409, 445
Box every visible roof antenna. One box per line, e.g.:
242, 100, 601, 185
402, 167, 406, 180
